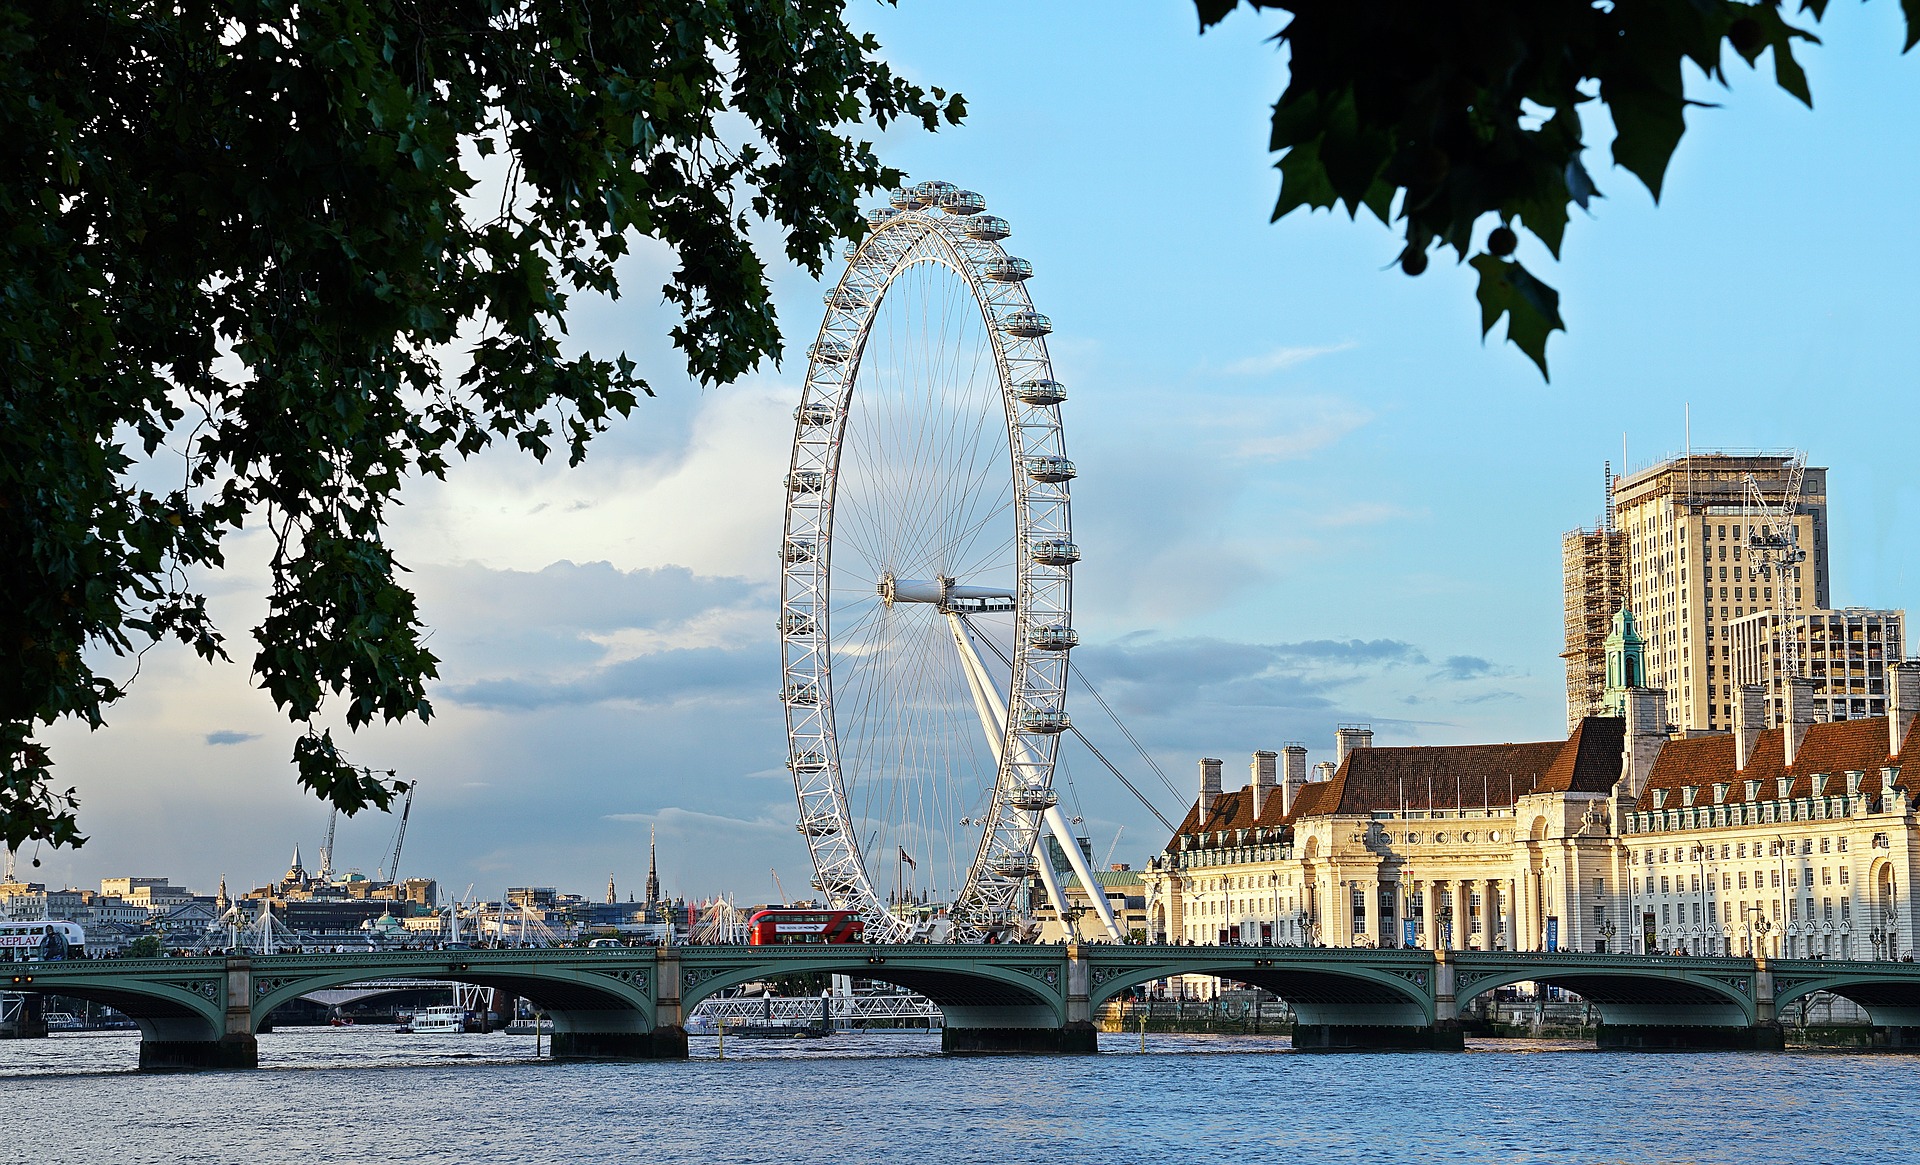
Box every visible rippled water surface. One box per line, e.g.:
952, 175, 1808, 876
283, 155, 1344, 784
2, 1028, 1912, 1164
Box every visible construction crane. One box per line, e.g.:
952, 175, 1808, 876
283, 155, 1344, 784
317, 806, 338, 884
1743, 454, 1809, 702
1101, 826, 1125, 871
379, 783, 416, 884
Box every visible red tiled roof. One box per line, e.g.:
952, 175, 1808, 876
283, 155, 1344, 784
1162, 717, 1629, 850
1641, 714, 1916, 803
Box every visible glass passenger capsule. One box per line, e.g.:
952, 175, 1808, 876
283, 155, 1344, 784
1018, 708, 1072, 734
1029, 538, 1080, 566
780, 610, 817, 636
824, 287, 871, 311
789, 750, 828, 772
942, 189, 987, 215
808, 339, 851, 364
1015, 379, 1067, 405
1002, 311, 1051, 338
1028, 624, 1079, 651
865, 206, 901, 227
984, 257, 1033, 282
794, 402, 835, 426
781, 682, 820, 705
965, 215, 1010, 241
1008, 785, 1059, 812
912, 179, 957, 206
797, 816, 840, 836
782, 538, 816, 564
1023, 455, 1076, 483
992, 856, 1039, 879
785, 470, 825, 493
888, 187, 919, 210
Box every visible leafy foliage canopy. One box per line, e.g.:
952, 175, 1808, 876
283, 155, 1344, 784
0, 0, 959, 851
1197, 0, 1918, 376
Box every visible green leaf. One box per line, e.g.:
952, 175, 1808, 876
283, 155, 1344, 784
1470, 255, 1565, 379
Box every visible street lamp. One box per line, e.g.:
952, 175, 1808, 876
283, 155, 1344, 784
1597, 918, 1617, 954
1690, 844, 1715, 956
1745, 907, 1773, 961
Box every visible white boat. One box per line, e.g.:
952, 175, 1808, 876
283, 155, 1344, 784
44, 1011, 84, 1032
408, 1005, 466, 1034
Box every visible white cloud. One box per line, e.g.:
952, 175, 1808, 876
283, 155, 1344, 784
1220, 341, 1357, 377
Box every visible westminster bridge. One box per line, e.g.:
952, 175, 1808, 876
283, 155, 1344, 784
12, 944, 1920, 1069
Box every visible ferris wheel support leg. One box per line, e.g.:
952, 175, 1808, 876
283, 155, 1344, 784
949, 613, 1081, 937
1041, 802, 1125, 943
948, 614, 1120, 942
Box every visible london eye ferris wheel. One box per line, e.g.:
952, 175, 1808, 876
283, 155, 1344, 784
778, 180, 1121, 944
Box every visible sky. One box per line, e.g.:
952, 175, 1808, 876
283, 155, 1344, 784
26, 1, 1920, 905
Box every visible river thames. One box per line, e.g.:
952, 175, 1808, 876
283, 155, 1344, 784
1, 1028, 1910, 1164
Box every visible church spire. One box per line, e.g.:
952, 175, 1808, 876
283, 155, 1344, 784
606, 873, 617, 905
645, 825, 661, 906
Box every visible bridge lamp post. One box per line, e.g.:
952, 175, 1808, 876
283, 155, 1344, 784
1597, 919, 1616, 954
1690, 845, 1715, 957
1268, 874, 1280, 948
1745, 908, 1773, 962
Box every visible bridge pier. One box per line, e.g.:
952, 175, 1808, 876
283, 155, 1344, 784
544, 948, 688, 1061
550, 1029, 688, 1060
138, 956, 259, 1071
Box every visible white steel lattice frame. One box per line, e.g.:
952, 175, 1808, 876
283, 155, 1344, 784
780, 195, 1071, 944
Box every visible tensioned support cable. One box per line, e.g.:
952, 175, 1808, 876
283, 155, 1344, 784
969, 631, 1179, 833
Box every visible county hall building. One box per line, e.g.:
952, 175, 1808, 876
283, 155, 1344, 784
1143, 619, 1920, 961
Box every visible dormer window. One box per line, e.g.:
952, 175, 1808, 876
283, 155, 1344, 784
1712, 782, 1730, 804
1682, 786, 1699, 807
1846, 770, 1864, 795
1652, 789, 1669, 809
1745, 779, 1762, 800
1776, 777, 1793, 798
1811, 773, 1828, 797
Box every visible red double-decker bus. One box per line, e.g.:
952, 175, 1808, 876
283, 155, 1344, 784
746, 908, 865, 945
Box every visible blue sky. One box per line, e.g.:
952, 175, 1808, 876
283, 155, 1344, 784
30, 1, 1920, 903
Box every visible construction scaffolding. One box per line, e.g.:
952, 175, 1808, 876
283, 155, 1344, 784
1561, 465, 1628, 731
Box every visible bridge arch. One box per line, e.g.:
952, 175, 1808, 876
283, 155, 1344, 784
1451, 957, 1757, 1027
4, 964, 227, 1045
1084, 953, 1434, 1028
681, 953, 1064, 1030
249, 962, 654, 1039
1772, 968, 1920, 1029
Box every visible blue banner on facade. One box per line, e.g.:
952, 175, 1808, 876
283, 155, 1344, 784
1545, 917, 1559, 952
1404, 918, 1416, 946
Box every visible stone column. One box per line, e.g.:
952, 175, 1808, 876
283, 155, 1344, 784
1420, 881, 1437, 950
1363, 878, 1380, 949
1523, 871, 1540, 951
1487, 879, 1504, 950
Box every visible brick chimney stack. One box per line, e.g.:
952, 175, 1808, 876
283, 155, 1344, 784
1784, 677, 1816, 768
1280, 744, 1309, 814
1198, 757, 1222, 819
1735, 684, 1766, 772
1889, 661, 1920, 758
1248, 751, 1278, 818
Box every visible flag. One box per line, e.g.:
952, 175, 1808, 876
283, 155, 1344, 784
898, 847, 917, 870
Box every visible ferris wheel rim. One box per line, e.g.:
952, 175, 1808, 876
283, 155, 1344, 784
778, 183, 1075, 943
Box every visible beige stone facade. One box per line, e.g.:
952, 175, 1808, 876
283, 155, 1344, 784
1145, 664, 1920, 961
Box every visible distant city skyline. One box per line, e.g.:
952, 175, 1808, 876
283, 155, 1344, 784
28, 1, 1920, 901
